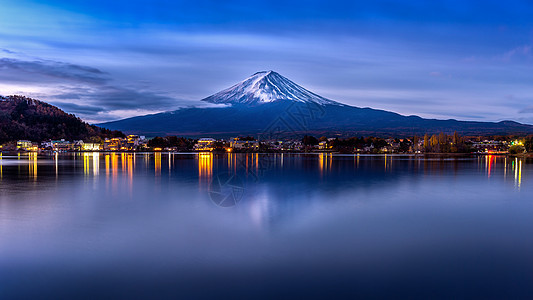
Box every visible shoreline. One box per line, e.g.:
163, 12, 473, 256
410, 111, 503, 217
1, 150, 531, 157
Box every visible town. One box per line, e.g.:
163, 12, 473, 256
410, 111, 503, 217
1, 133, 531, 155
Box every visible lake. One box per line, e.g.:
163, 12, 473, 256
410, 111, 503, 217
1, 152, 532, 299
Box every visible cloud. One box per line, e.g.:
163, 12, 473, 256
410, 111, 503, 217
1, 48, 16, 54
50, 102, 106, 114
0, 54, 203, 122
519, 106, 533, 114
0, 58, 108, 84
501, 45, 532, 61
47, 86, 179, 110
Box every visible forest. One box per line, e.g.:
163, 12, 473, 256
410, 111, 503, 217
0, 95, 123, 143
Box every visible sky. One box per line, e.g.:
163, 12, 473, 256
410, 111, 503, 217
1, 0, 533, 124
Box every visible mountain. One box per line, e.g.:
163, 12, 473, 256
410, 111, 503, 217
0, 95, 123, 143
99, 71, 533, 138
202, 70, 341, 106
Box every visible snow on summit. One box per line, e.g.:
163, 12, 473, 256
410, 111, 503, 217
202, 71, 342, 106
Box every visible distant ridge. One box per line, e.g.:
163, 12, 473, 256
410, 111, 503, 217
99, 71, 533, 137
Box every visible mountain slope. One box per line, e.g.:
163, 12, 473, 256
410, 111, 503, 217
99, 71, 533, 137
0, 95, 123, 143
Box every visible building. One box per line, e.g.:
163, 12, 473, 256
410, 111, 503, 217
103, 138, 126, 151
126, 135, 146, 149
17, 140, 38, 151
230, 139, 259, 150
471, 140, 508, 153
42, 139, 72, 151
194, 138, 216, 151
81, 143, 101, 151
17, 140, 33, 150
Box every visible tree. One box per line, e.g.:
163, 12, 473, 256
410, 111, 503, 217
302, 135, 318, 146
413, 135, 420, 151
147, 137, 168, 148
423, 134, 429, 149
453, 131, 459, 145
509, 145, 525, 154
239, 136, 256, 141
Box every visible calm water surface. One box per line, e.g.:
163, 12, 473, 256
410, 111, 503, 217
1, 153, 532, 299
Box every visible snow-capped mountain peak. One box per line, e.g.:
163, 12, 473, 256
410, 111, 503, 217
202, 71, 342, 106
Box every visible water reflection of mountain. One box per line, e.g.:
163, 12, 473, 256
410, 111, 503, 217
186, 153, 529, 231
0, 153, 527, 229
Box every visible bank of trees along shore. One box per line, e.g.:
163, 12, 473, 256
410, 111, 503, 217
303, 132, 533, 154
422, 132, 470, 153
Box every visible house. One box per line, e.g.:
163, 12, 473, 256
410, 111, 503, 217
471, 140, 507, 153
81, 142, 101, 151
103, 138, 126, 151
42, 139, 72, 151
194, 138, 216, 151
126, 135, 146, 149
230, 139, 260, 150
17, 140, 34, 151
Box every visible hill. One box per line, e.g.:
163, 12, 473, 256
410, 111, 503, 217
0, 95, 123, 143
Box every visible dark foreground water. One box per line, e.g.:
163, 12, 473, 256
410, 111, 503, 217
0, 152, 532, 299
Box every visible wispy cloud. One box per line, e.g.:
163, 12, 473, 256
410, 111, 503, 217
0, 54, 212, 122
500, 45, 532, 62
1, 48, 16, 54
519, 106, 533, 114
0, 58, 108, 84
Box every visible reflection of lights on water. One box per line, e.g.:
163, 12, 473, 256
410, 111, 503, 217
83, 152, 100, 177
245, 154, 249, 175
511, 157, 523, 190
111, 153, 118, 179
486, 155, 494, 178
126, 154, 133, 177
126, 153, 134, 190
516, 159, 522, 190
318, 153, 334, 175
198, 152, 213, 187
83, 153, 89, 175
28, 152, 37, 179
55, 152, 58, 176
121, 153, 127, 173
154, 152, 161, 176
319, 153, 326, 175
518, 161, 522, 188
143, 153, 150, 167
504, 157, 507, 180
105, 154, 110, 177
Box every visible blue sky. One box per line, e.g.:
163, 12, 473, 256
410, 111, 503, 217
1, 0, 533, 124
